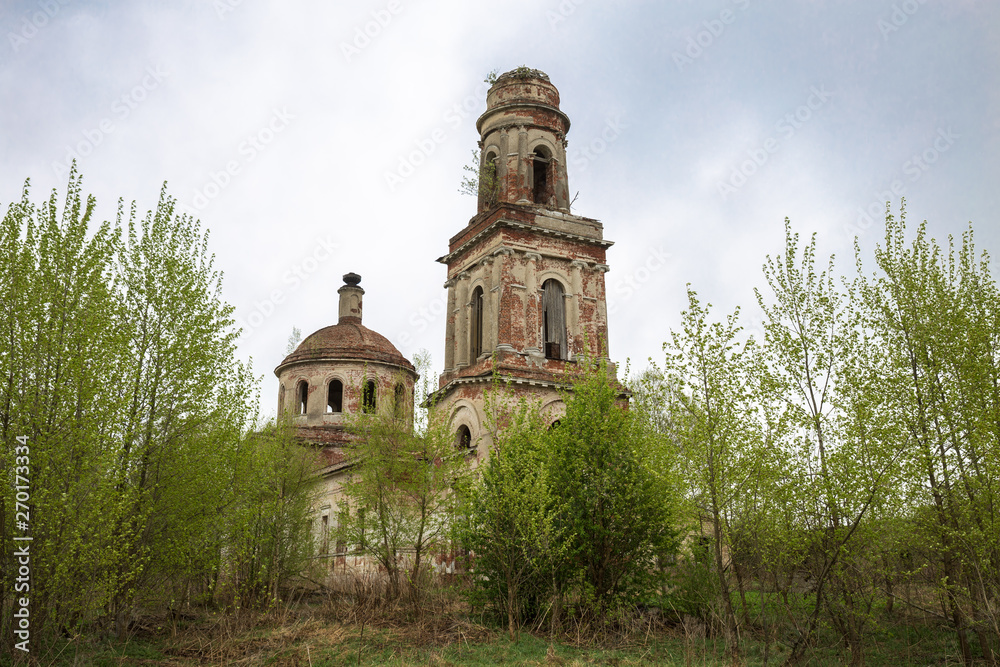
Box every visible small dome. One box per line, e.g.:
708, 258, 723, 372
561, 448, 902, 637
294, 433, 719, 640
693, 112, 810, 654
274, 320, 414, 376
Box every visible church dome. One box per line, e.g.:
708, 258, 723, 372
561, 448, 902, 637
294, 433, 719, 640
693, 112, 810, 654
272, 273, 416, 443
277, 320, 413, 372
274, 273, 414, 376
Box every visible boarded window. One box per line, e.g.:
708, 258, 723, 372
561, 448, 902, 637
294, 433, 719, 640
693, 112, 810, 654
319, 514, 329, 554
470, 286, 484, 359
457, 425, 472, 449
362, 379, 376, 414
542, 279, 567, 360
327, 379, 343, 413
297, 380, 308, 415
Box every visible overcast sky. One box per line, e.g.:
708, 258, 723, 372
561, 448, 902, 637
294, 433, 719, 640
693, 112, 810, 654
2, 0, 998, 418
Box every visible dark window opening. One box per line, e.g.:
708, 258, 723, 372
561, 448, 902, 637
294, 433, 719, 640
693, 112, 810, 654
470, 286, 484, 359
532, 147, 551, 205
394, 383, 405, 419
549, 419, 561, 430
327, 379, 343, 413
362, 379, 377, 414
542, 278, 567, 360
457, 425, 472, 449
297, 380, 308, 415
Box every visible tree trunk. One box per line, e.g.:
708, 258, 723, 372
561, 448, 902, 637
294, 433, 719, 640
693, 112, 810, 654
507, 577, 517, 641
711, 507, 740, 664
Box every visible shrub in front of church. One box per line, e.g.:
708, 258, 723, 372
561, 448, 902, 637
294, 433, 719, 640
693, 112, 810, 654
460, 359, 681, 636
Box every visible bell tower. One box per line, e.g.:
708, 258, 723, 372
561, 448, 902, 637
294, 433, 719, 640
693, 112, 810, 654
431, 68, 616, 457
475, 67, 572, 212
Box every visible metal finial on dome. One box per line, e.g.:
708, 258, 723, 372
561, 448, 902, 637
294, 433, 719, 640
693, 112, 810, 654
343, 272, 361, 286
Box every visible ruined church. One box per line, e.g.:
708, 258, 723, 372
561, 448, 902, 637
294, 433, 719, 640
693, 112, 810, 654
273, 68, 616, 540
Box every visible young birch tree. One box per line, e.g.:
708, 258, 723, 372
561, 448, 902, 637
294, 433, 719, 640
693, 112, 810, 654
662, 287, 758, 663
857, 207, 1000, 664
757, 221, 897, 666
337, 355, 467, 605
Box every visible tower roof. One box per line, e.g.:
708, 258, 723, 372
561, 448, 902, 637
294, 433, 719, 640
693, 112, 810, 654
275, 321, 414, 375
274, 273, 415, 377
478, 67, 569, 135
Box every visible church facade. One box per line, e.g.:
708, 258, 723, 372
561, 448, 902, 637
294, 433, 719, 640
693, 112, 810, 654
273, 68, 616, 552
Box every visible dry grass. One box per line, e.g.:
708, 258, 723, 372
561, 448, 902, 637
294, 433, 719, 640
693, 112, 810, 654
12, 573, 967, 666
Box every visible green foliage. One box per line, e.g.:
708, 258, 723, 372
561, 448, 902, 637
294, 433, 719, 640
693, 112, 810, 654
336, 357, 468, 602
854, 205, 1000, 663
509, 65, 535, 79
642, 207, 1000, 665
755, 221, 899, 665
0, 168, 313, 657
461, 393, 569, 638
459, 149, 500, 208
6, 167, 1000, 665
464, 359, 680, 636
223, 422, 318, 608
547, 358, 680, 614
658, 287, 763, 661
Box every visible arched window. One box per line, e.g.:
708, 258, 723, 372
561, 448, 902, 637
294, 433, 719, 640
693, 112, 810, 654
549, 419, 561, 430
481, 151, 499, 207
456, 425, 472, 449
327, 379, 343, 413
470, 285, 484, 360
542, 279, 567, 360
393, 383, 405, 419
532, 146, 551, 205
297, 380, 309, 415
278, 384, 286, 413
362, 379, 377, 414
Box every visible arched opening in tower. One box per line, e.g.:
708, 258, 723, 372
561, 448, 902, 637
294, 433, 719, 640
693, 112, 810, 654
481, 151, 499, 208
532, 147, 552, 205
470, 285, 484, 359
542, 278, 567, 360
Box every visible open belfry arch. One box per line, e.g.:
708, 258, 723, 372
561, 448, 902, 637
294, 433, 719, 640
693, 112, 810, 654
431, 68, 616, 457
